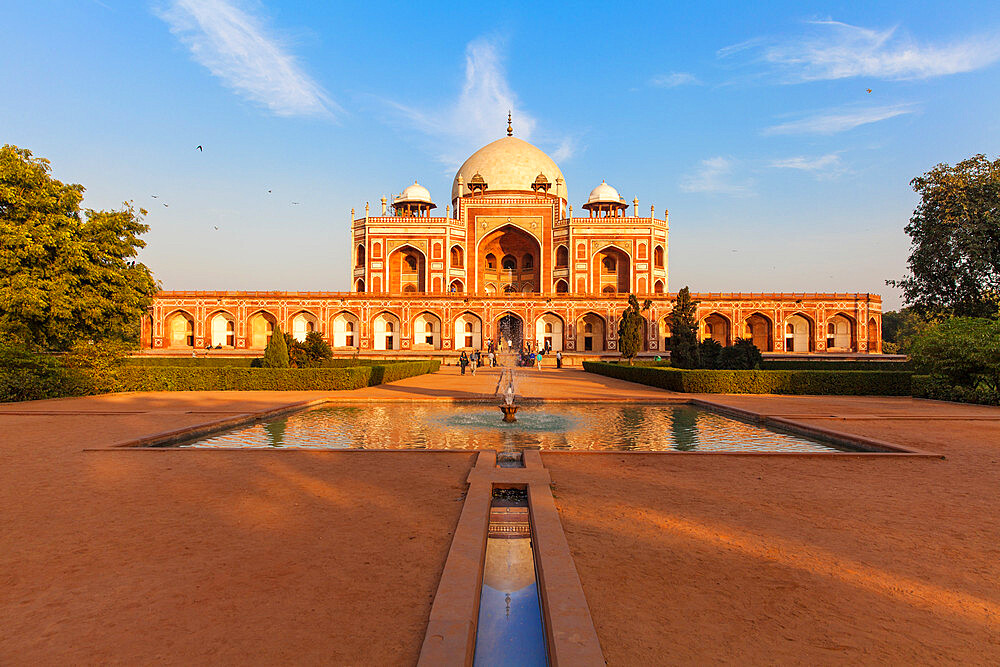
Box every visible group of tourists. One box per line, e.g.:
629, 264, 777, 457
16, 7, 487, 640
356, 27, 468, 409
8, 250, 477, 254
458, 337, 564, 374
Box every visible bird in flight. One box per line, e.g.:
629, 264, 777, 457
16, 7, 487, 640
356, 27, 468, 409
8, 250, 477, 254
196, 145, 203, 151
151, 195, 158, 198
866, 88, 872, 93
213, 226, 219, 230
163, 203, 169, 207
291, 201, 300, 205
267, 190, 272, 194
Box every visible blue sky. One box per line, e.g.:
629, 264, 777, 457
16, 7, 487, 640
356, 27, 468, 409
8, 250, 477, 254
4, 1, 1000, 309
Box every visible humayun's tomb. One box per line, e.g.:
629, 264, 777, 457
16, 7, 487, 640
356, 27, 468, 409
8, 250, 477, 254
142, 120, 883, 357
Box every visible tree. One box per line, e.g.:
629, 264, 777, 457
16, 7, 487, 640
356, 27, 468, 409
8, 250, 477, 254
888, 155, 1000, 319
0, 145, 158, 350
668, 286, 700, 369
910, 318, 1000, 391
716, 338, 763, 370
303, 331, 333, 365
881, 307, 933, 354
617, 294, 652, 364
261, 325, 289, 368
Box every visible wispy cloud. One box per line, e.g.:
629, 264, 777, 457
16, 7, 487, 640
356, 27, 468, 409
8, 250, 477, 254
387, 37, 572, 168
763, 104, 915, 135
156, 0, 335, 117
720, 20, 1000, 82
680, 157, 753, 196
649, 72, 700, 88
769, 152, 846, 178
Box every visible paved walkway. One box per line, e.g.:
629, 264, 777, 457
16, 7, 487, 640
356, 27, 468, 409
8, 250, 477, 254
2, 368, 999, 664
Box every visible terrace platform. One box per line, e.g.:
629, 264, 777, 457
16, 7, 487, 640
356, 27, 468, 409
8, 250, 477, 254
1, 366, 998, 664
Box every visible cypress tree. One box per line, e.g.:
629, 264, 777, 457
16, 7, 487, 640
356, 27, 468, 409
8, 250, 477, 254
261, 325, 289, 368
669, 286, 700, 369
617, 294, 651, 365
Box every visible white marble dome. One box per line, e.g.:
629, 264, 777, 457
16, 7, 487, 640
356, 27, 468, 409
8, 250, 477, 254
394, 181, 433, 205
452, 137, 566, 202
586, 180, 624, 205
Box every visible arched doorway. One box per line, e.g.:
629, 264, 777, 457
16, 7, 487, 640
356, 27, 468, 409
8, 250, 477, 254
455, 312, 482, 350
373, 312, 400, 351
784, 314, 813, 353
496, 314, 524, 351
593, 246, 631, 294
701, 313, 731, 346
166, 311, 194, 348
413, 312, 442, 350
576, 313, 605, 352
290, 311, 318, 342
743, 313, 773, 351
478, 225, 541, 294
535, 313, 564, 352
331, 312, 360, 348
248, 311, 277, 349
388, 245, 426, 293
827, 314, 855, 351
208, 311, 235, 348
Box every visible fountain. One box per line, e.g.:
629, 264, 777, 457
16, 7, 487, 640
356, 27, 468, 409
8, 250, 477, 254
494, 361, 519, 423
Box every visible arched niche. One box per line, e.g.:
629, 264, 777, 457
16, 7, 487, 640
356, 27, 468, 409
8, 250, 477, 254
208, 311, 235, 348
576, 312, 605, 352
413, 312, 442, 350
248, 311, 277, 349
373, 312, 400, 350
478, 224, 541, 294
535, 313, 564, 352
743, 313, 773, 352
455, 312, 482, 350
165, 310, 194, 348
330, 311, 360, 348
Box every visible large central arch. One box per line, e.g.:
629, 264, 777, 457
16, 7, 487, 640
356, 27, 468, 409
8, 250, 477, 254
387, 245, 426, 293
477, 224, 541, 294
495, 312, 525, 351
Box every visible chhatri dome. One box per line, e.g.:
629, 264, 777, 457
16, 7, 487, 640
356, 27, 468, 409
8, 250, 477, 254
451, 115, 566, 202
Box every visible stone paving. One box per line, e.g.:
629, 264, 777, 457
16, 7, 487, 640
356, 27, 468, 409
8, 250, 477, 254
2, 367, 999, 664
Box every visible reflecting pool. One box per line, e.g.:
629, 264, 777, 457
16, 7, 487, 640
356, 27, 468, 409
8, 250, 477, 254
177, 403, 852, 453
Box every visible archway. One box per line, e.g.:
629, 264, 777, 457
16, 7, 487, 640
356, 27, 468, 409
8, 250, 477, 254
330, 312, 360, 348
413, 312, 442, 350
248, 311, 277, 349
593, 246, 630, 294
478, 225, 541, 294
356, 244, 365, 268
653, 279, 664, 294
373, 312, 400, 351
701, 313, 731, 346
449, 279, 464, 293
388, 245, 426, 293
576, 313, 605, 352
659, 317, 672, 351
743, 313, 773, 352
555, 245, 568, 268
654, 245, 664, 269
165, 310, 194, 348
208, 311, 235, 348
455, 312, 482, 350
555, 279, 569, 293
783, 314, 813, 353
290, 311, 318, 342
827, 314, 856, 351
535, 313, 564, 352
355, 278, 366, 293
868, 317, 879, 353
450, 245, 464, 268
496, 313, 524, 351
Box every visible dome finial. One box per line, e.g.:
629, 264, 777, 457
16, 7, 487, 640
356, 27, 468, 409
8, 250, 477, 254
507, 111, 513, 137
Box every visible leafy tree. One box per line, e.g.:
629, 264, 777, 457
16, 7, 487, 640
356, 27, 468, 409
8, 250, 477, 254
617, 294, 652, 365
261, 325, 289, 368
668, 287, 700, 369
881, 307, 934, 354
888, 155, 1000, 319
910, 317, 1000, 391
303, 331, 333, 365
0, 145, 158, 350
698, 338, 723, 369
716, 338, 763, 370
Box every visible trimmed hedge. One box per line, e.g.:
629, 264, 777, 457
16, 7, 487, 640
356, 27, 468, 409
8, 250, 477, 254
123, 357, 414, 368
760, 359, 914, 371
98, 360, 440, 392
911, 374, 1000, 406
584, 361, 912, 395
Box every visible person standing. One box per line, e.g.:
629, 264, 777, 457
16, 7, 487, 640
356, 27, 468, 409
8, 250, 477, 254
556, 350, 562, 369
535, 351, 543, 370
488, 350, 495, 367
459, 351, 469, 375
470, 350, 478, 375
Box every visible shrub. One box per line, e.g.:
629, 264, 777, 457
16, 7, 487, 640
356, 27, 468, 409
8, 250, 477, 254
261, 326, 289, 368
698, 339, 723, 369
583, 361, 911, 395
0, 344, 91, 402
761, 359, 914, 371
909, 317, 1000, 391
716, 338, 763, 370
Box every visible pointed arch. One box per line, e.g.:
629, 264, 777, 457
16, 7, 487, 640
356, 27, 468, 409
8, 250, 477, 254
700, 312, 732, 346
330, 310, 360, 348
247, 309, 278, 349
372, 311, 400, 351
576, 312, 606, 352
388, 244, 426, 293
535, 312, 564, 352
742, 312, 773, 352
454, 311, 482, 350
164, 309, 195, 348
206, 309, 237, 348
783, 312, 816, 353
289, 310, 319, 342
827, 312, 857, 352
412, 311, 442, 350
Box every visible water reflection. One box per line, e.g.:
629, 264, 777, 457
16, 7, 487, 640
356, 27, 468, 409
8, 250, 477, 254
180, 404, 848, 453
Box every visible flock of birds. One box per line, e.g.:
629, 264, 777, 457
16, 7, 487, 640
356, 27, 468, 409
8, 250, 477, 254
149, 145, 304, 231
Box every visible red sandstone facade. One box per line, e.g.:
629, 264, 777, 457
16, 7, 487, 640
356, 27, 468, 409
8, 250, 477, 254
144, 131, 882, 355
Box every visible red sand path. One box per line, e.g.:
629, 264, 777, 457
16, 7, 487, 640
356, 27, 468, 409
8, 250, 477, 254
2, 368, 1000, 664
